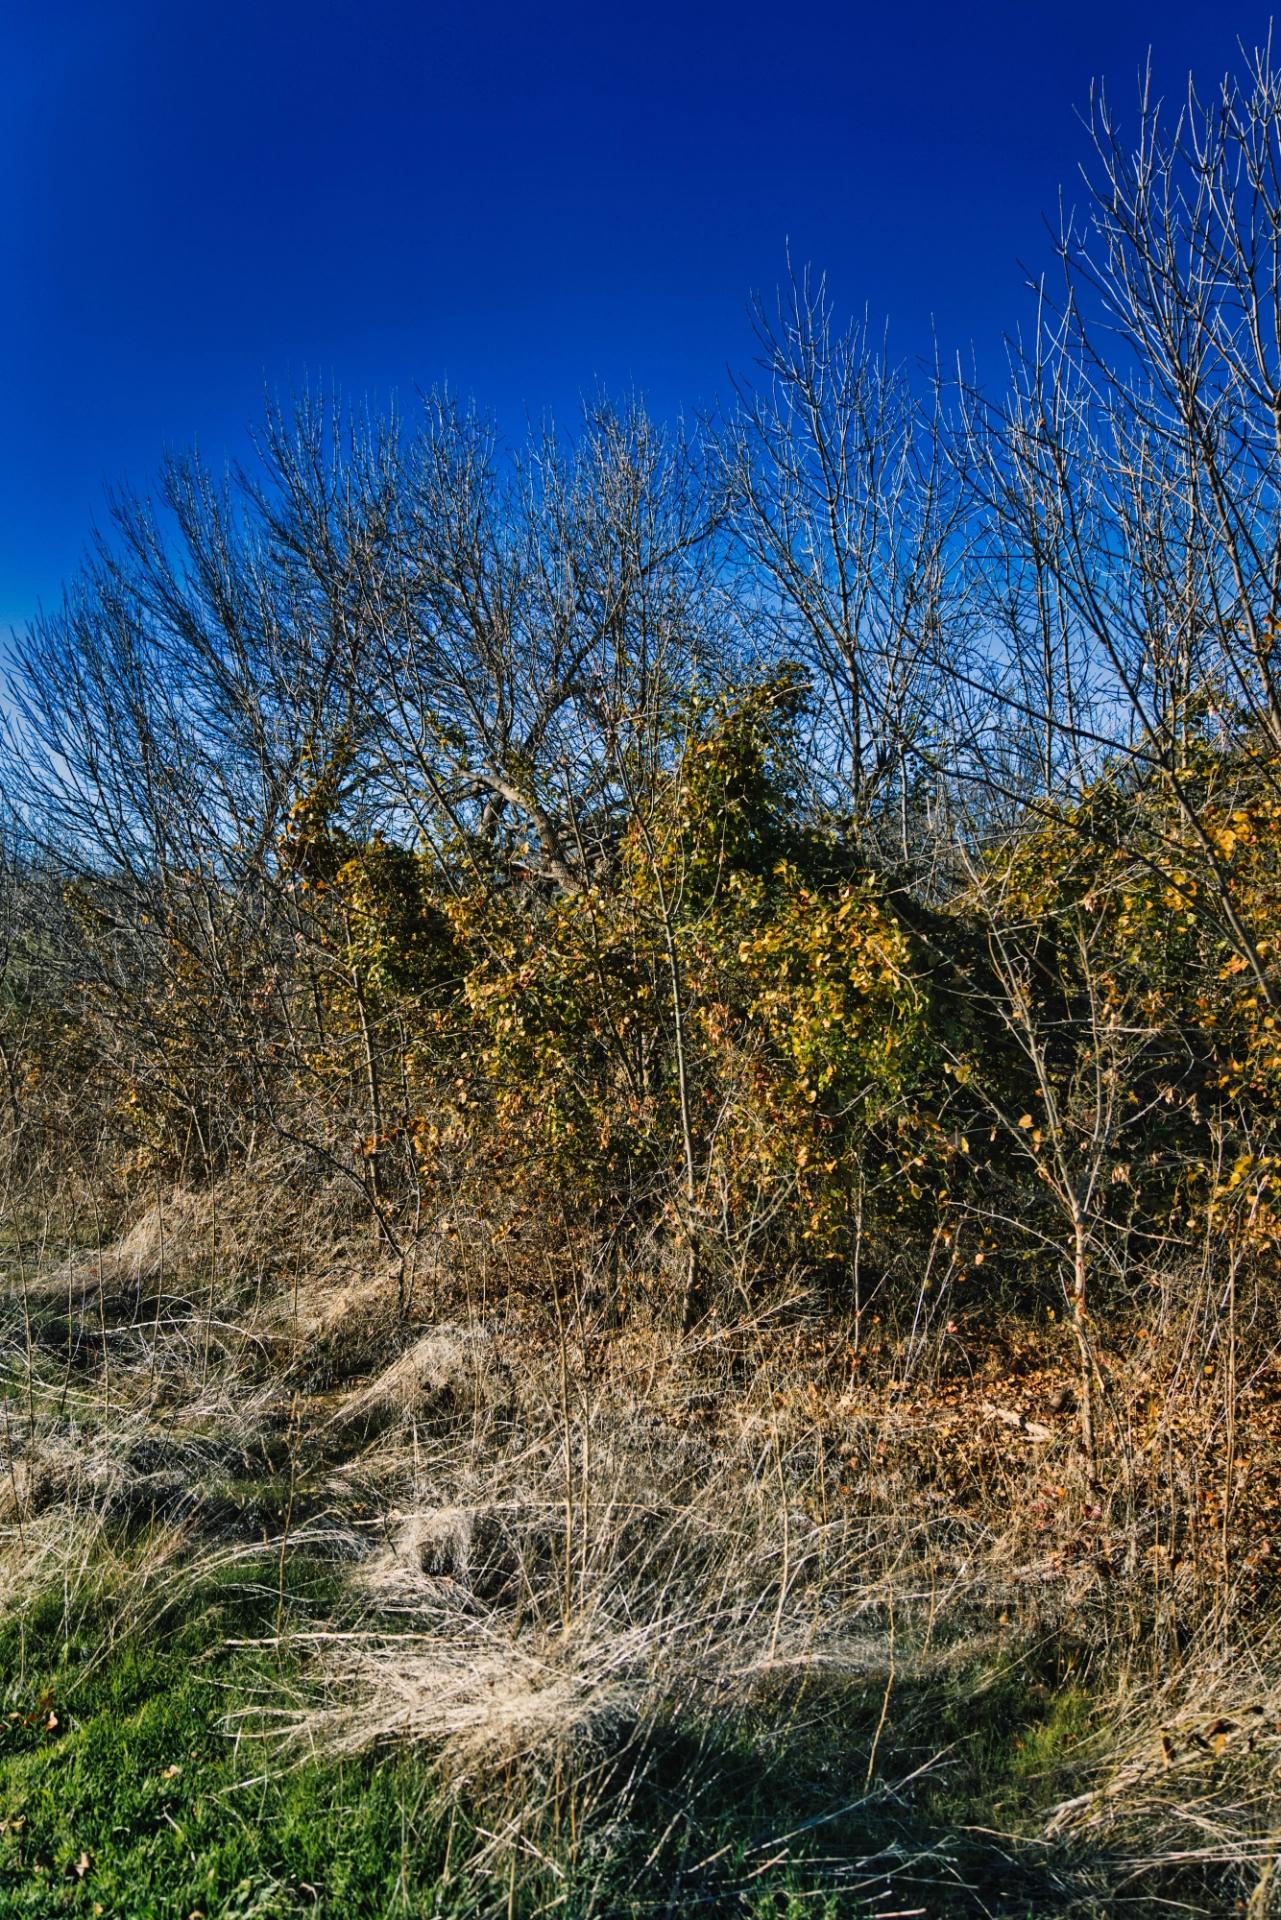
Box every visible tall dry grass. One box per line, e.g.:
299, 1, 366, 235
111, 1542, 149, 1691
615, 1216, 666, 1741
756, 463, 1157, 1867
1, 1163, 1279, 1912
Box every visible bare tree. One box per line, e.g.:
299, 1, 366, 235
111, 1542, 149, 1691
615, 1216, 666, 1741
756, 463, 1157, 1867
718, 264, 968, 859
950, 45, 1281, 1011
351, 396, 720, 898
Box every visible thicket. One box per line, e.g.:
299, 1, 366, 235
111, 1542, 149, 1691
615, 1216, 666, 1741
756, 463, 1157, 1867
6, 61, 1281, 1378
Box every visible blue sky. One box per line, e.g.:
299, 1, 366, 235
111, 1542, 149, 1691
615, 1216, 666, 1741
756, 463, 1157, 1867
1, 0, 1270, 637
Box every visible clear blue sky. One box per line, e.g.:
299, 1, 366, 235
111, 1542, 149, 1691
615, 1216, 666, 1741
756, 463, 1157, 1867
1, 0, 1270, 637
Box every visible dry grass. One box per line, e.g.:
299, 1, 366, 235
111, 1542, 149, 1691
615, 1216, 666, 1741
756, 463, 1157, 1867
1041, 1633, 1281, 1909
2, 1171, 1280, 1912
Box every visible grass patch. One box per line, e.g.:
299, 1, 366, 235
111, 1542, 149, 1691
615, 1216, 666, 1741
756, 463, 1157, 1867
0, 1557, 1103, 1918
0, 1558, 466, 1919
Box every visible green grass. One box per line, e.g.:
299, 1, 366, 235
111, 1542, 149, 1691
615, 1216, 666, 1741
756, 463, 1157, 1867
0, 1559, 467, 1920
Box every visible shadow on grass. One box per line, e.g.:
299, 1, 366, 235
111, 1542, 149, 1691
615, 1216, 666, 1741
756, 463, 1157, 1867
0, 1563, 1184, 1918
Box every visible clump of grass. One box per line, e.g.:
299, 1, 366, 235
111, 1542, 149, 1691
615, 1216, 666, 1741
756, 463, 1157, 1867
0, 1556, 469, 1919
1038, 1626, 1281, 1916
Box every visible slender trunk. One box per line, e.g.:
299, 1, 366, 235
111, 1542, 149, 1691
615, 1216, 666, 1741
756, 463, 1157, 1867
340, 907, 385, 1218
654, 908, 700, 1329
352, 965, 384, 1206
1071, 1209, 1096, 1475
